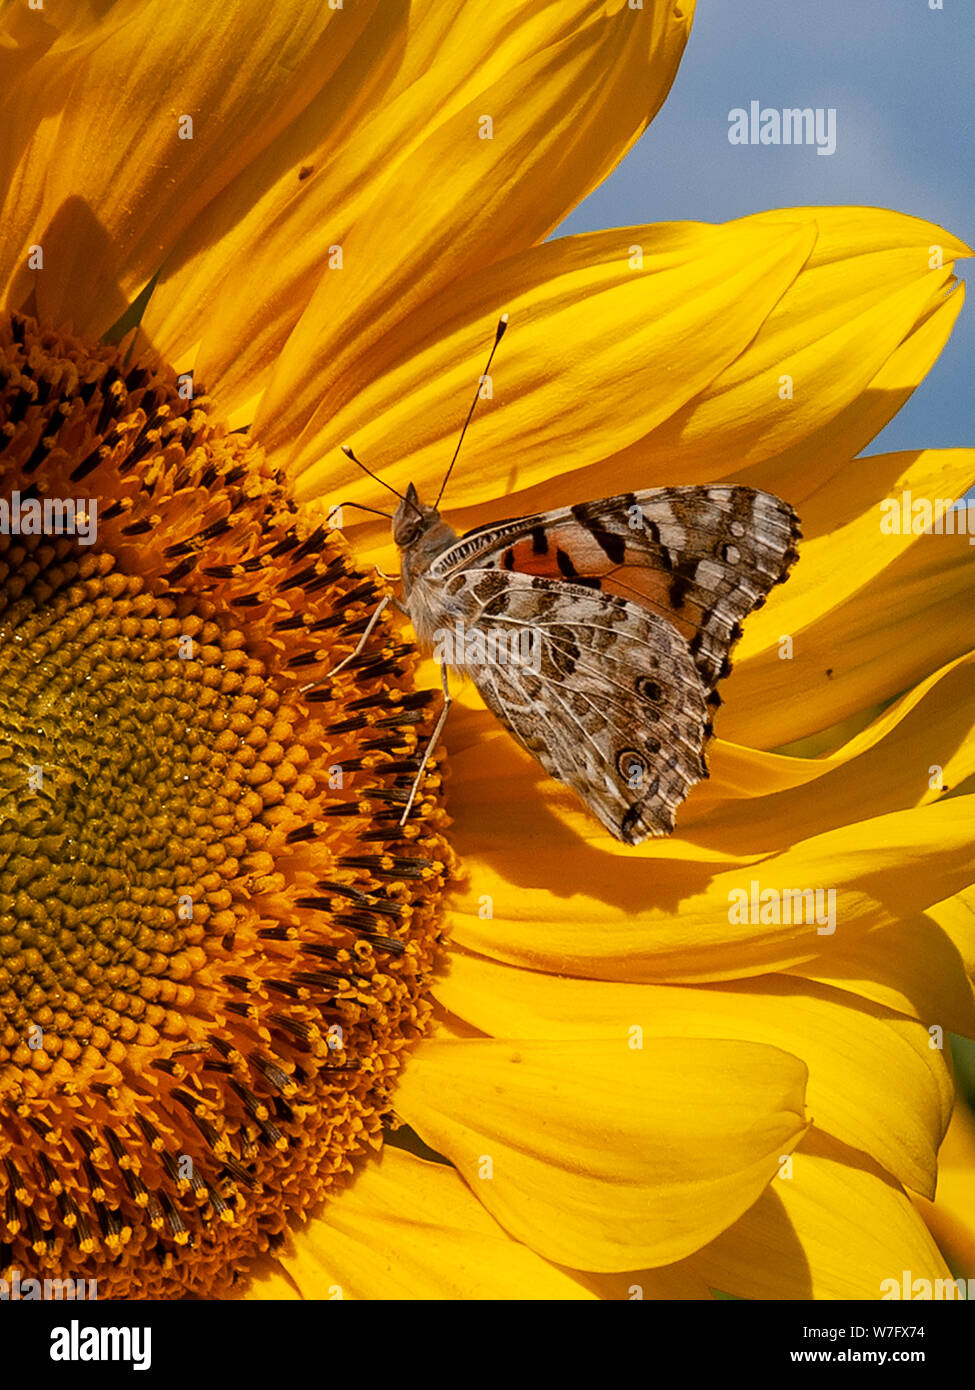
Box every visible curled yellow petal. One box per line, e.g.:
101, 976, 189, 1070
913, 1099, 975, 1280
435, 952, 950, 1197
787, 898, 975, 1039
627, 207, 968, 482
393, 1035, 807, 1270
688, 651, 975, 850
445, 795, 975, 981
726, 517, 975, 747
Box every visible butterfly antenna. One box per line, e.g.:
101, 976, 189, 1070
325, 501, 394, 525
341, 444, 421, 515
434, 313, 508, 509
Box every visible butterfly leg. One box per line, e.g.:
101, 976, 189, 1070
399, 663, 451, 826
372, 566, 409, 616
301, 594, 392, 692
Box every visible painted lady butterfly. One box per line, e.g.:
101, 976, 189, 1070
341, 321, 801, 843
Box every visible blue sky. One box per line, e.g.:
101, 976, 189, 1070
559, 0, 974, 457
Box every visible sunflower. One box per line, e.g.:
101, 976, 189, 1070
0, 0, 973, 1302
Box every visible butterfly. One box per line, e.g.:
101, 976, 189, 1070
390, 479, 800, 843
336, 321, 801, 843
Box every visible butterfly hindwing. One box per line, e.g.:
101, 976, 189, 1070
435, 485, 801, 693
437, 567, 709, 842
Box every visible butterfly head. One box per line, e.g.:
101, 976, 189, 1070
392, 483, 439, 548
392, 484, 460, 601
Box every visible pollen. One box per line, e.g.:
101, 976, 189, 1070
0, 313, 450, 1297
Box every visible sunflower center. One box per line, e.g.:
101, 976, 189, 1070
0, 313, 449, 1297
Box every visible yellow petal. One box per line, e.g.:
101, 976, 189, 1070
569, 1263, 715, 1300
725, 515, 975, 748
445, 792, 975, 981
737, 286, 965, 504
392, 1035, 807, 1270
684, 650, 975, 850
912, 1196, 975, 1285
696, 648, 975, 811
526, 212, 966, 513
435, 952, 951, 1197
0, 0, 145, 88
151, 0, 696, 421
272, 1146, 596, 1300
0, 0, 143, 51
1, 0, 372, 335
926, 886, 975, 991
689, 1129, 952, 1299
734, 448, 975, 659
912, 1099, 975, 1279
620, 207, 968, 484
289, 218, 816, 513
235, 1255, 303, 1301
786, 899, 975, 1039
292, 208, 965, 565
333, 232, 960, 576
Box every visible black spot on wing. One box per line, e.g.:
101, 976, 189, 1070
570, 504, 626, 565
553, 550, 601, 587
637, 678, 663, 703
530, 525, 548, 555
668, 560, 698, 610
555, 548, 578, 578
596, 528, 626, 564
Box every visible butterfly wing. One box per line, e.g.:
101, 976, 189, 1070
433, 485, 800, 694
436, 568, 710, 843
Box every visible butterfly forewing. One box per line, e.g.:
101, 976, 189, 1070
436, 486, 801, 693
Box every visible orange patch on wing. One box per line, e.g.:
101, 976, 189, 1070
502, 526, 699, 643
